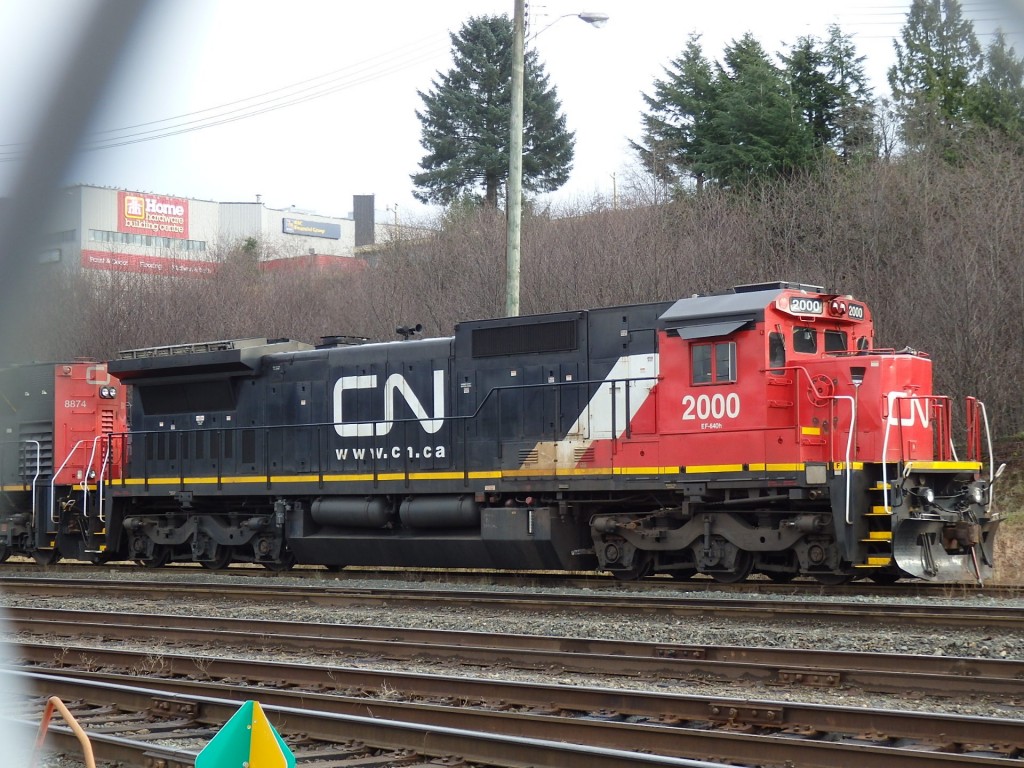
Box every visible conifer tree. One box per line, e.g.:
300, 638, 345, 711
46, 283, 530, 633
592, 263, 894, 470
968, 30, 1024, 142
701, 34, 814, 187
631, 33, 716, 190
413, 15, 574, 207
888, 0, 982, 148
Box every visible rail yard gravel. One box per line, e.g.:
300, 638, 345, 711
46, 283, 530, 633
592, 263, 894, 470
3, 567, 1023, 729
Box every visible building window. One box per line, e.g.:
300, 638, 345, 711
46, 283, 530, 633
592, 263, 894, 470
87, 228, 205, 252
691, 341, 737, 385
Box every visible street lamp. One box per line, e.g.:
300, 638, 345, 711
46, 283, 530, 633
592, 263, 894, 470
505, 2, 608, 317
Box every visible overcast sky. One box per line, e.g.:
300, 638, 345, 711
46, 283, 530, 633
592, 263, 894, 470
1, 0, 1021, 224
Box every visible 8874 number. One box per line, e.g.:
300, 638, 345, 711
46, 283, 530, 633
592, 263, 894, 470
682, 392, 741, 421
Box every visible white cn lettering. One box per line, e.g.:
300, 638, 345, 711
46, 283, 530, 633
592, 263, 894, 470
886, 391, 930, 427
333, 370, 445, 437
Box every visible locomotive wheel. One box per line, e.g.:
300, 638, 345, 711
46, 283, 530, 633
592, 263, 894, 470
813, 572, 853, 586
869, 572, 902, 585
200, 545, 232, 570
263, 551, 297, 572
137, 545, 171, 569
0, 543, 10, 563
709, 550, 753, 583
32, 549, 60, 566
609, 552, 653, 581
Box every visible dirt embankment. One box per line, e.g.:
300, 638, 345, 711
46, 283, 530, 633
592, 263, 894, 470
993, 438, 1024, 584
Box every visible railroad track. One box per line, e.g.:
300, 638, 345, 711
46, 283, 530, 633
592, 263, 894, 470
6, 653, 1023, 767
1, 561, 1019, 599
7, 670, 724, 768
5, 606, 1024, 699
1, 576, 1021, 630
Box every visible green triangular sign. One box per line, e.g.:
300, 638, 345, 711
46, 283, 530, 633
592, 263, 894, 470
195, 700, 295, 768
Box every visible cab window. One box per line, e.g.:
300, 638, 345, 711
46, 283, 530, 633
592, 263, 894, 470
824, 329, 848, 352
691, 341, 737, 385
769, 332, 786, 372
793, 327, 817, 354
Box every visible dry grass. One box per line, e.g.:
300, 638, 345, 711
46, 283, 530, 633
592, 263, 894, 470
991, 437, 1024, 584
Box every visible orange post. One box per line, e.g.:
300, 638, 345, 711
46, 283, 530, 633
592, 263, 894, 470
30, 696, 96, 768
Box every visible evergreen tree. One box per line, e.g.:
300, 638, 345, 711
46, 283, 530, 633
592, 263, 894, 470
701, 34, 814, 186
412, 15, 574, 207
822, 25, 876, 161
781, 26, 875, 162
630, 34, 716, 190
784, 36, 834, 151
968, 30, 1024, 142
888, 0, 982, 149
634, 32, 817, 190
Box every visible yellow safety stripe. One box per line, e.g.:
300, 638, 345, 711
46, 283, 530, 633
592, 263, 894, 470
904, 461, 982, 471
106, 461, 875, 487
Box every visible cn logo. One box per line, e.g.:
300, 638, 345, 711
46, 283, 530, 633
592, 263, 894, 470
886, 392, 930, 428
333, 371, 445, 437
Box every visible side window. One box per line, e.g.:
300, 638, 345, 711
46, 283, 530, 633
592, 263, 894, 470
769, 332, 786, 372
692, 341, 736, 385
691, 344, 712, 384
715, 342, 736, 383
824, 330, 848, 352
793, 326, 817, 354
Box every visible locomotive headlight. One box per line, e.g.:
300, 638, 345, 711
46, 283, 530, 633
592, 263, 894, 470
969, 485, 984, 505
913, 486, 935, 504
99, 386, 117, 399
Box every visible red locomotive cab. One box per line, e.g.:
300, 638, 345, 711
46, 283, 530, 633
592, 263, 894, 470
763, 291, 943, 467
52, 363, 129, 489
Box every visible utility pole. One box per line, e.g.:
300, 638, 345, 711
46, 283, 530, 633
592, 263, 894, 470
504, 0, 526, 317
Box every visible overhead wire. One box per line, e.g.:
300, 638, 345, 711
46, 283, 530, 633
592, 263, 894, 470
0, 31, 452, 161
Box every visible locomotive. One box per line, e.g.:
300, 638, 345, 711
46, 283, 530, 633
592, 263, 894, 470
0, 361, 128, 564
0, 282, 1002, 582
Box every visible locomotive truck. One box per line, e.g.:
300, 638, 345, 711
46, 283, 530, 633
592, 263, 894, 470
0, 282, 1002, 582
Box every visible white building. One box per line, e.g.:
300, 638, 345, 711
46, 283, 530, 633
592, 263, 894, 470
38, 185, 381, 277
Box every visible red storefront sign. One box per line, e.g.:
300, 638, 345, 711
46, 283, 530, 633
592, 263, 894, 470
81, 250, 216, 277
117, 191, 190, 239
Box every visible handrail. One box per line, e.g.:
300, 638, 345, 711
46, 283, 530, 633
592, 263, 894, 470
94, 435, 113, 523
24, 440, 41, 520
978, 399, 995, 512
49, 440, 87, 523
830, 395, 856, 524
109, 374, 662, 483
79, 436, 105, 519
880, 394, 953, 512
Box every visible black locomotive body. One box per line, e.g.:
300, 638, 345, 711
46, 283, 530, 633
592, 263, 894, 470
106, 300, 665, 572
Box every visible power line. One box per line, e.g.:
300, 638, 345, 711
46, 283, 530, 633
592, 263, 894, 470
0, 32, 451, 161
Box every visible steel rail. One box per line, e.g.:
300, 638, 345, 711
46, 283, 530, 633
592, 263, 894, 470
0, 577, 1020, 630
6, 665, 1021, 767
5, 607, 1022, 698
1, 670, 735, 768
4, 561, 1019, 599
4, 561, 1020, 598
